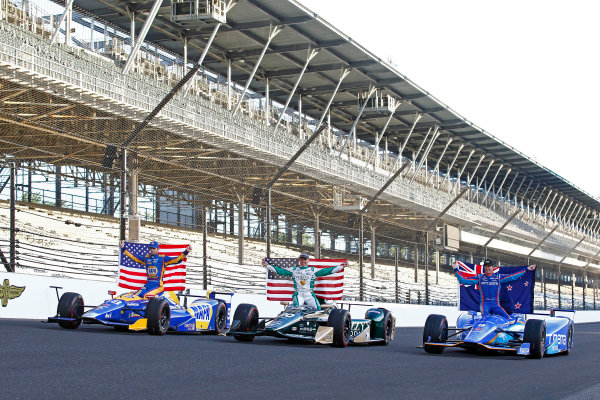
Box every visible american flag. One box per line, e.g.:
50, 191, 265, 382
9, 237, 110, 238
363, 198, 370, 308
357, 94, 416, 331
118, 242, 188, 292
265, 258, 346, 301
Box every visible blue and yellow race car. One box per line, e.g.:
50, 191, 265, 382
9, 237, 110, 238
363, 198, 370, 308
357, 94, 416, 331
47, 288, 232, 335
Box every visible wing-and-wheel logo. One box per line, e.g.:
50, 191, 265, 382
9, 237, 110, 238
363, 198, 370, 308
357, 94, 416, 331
0, 279, 25, 307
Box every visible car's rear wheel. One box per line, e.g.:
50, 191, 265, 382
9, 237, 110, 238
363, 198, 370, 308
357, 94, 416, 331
232, 303, 259, 342
523, 319, 546, 359
146, 298, 170, 335
423, 314, 448, 354
214, 301, 227, 335
57, 292, 84, 329
564, 323, 574, 355
328, 309, 351, 347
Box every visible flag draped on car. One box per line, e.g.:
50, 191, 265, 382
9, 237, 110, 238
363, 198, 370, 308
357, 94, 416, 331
118, 242, 188, 291
265, 258, 346, 301
456, 261, 535, 314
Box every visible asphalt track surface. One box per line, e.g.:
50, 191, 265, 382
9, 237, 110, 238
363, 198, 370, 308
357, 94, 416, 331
2, 319, 600, 400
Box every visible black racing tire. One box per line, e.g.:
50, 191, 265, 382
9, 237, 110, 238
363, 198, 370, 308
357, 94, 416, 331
523, 319, 546, 359
328, 309, 351, 347
232, 303, 259, 342
146, 298, 170, 335
564, 323, 574, 355
423, 314, 448, 354
57, 292, 84, 329
214, 301, 227, 335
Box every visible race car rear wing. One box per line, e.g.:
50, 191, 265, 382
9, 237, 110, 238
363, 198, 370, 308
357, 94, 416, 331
178, 289, 233, 307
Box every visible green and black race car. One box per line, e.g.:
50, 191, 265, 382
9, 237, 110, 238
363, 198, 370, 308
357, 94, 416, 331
228, 302, 395, 347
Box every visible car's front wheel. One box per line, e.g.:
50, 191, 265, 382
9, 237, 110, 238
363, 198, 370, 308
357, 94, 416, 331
523, 319, 546, 359
57, 292, 84, 329
328, 309, 351, 347
232, 303, 259, 342
564, 323, 574, 355
146, 298, 170, 335
423, 314, 448, 354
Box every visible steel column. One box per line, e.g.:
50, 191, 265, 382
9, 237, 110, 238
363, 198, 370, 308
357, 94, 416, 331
50, 0, 75, 44
233, 26, 282, 115
442, 143, 465, 184
368, 103, 402, 166
122, 0, 162, 73
390, 113, 423, 172
482, 164, 503, 202
266, 188, 271, 257
315, 68, 351, 130
359, 213, 364, 301
504, 172, 519, 200
203, 206, 208, 289
474, 160, 495, 192
466, 155, 486, 187
274, 49, 319, 131
528, 224, 559, 257
483, 209, 521, 248
409, 126, 440, 183
9, 163, 15, 272
338, 86, 377, 157
119, 148, 127, 240
426, 136, 453, 185
183, 23, 222, 95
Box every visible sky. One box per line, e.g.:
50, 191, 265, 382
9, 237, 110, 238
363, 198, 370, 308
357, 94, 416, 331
298, 0, 600, 199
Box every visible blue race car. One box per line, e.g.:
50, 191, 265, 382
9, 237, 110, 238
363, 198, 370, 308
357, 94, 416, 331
47, 288, 232, 335
422, 309, 574, 358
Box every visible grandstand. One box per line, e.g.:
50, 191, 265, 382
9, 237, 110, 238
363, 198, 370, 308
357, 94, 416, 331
0, 0, 599, 310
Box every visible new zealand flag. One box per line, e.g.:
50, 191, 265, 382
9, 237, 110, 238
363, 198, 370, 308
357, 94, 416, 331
456, 261, 536, 314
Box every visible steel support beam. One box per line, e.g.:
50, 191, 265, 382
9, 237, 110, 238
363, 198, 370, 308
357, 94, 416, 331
122, 0, 162, 74
50, 0, 75, 44
390, 113, 423, 173
233, 25, 282, 115
273, 49, 319, 131
528, 224, 559, 257
483, 209, 521, 248
474, 159, 495, 192
183, 23, 223, 95
426, 136, 453, 185
466, 154, 486, 187
409, 126, 440, 184
482, 164, 503, 202
121, 25, 222, 148
558, 236, 585, 265
337, 86, 376, 157
425, 187, 469, 231
455, 149, 476, 187
315, 68, 351, 129
504, 172, 519, 200
442, 143, 465, 184
265, 123, 329, 190
367, 102, 402, 166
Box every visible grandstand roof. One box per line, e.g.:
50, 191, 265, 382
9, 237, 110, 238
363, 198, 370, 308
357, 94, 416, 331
68, 0, 599, 211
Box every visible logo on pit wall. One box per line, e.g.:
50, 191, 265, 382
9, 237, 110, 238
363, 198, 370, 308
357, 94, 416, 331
0, 279, 25, 307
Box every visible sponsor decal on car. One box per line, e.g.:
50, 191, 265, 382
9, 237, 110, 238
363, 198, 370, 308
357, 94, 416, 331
350, 321, 370, 338
191, 303, 212, 322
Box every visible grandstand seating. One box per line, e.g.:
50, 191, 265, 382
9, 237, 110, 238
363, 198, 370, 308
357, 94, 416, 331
0, 201, 459, 303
